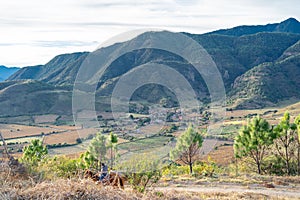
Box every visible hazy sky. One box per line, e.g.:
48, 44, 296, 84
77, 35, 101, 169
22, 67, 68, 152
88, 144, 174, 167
1, 0, 299, 67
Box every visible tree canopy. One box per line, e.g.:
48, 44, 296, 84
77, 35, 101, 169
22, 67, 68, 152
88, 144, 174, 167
234, 116, 275, 174
170, 124, 203, 174
21, 139, 48, 167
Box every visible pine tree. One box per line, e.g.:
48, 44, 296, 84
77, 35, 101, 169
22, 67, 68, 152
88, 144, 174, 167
79, 151, 97, 169
170, 124, 203, 174
294, 114, 300, 175
107, 132, 118, 169
21, 139, 48, 167
234, 116, 275, 174
87, 132, 107, 169
274, 111, 297, 175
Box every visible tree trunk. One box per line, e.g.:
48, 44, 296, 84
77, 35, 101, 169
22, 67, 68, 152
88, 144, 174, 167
110, 147, 113, 169
298, 143, 300, 176
189, 162, 193, 174
0, 132, 12, 159
285, 145, 290, 175
235, 158, 238, 177
257, 161, 261, 174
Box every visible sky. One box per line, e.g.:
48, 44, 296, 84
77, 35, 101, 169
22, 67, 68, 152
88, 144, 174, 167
0, 0, 299, 67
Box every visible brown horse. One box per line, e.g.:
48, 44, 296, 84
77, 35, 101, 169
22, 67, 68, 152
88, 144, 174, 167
84, 169, 126, 189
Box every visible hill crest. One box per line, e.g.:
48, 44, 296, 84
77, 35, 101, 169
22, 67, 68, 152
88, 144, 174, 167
208, 18, 300, 37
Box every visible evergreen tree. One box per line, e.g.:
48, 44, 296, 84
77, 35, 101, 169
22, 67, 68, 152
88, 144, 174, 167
107, 132, 118, 169
294, 114, 300, 175
234, 116, 275, 174
79, 151, 97, 169
87, 132, 107, 169
274, 112, 297, 175
170, 124, 203, 174
21, 139, 48, 167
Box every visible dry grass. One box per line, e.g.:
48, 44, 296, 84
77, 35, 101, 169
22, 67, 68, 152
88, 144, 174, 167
1, 177, 295, 200
43, 128, 96, 145
0, 123, 98, 148
226, 101, 300, 124
0, 123, 83, 140
139, 124, 164, 134
50, 125, 80, 131
33, 115, 59, 124
0, 124, 66, 139
203, 145, 234, 166
1, 160, 299, 200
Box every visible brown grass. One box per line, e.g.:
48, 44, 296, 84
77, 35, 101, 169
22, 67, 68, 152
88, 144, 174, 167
1, 159, 299, 200
43, 128, 96, 145
204, 145, 234, 166
139, 124, 164, 134
33, 115, 59, 124
0, 123, 98, 147
0, 124, 64, 139
1, 177, 294, 200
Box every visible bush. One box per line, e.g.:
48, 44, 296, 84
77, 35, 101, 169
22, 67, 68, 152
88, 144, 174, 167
262, 155, 286, 175
116, 153, 162, 192
76, 138, 83, 144
39, 156, 82, 179
162, 157, 219, 178
20, 139, 48, 173
162, 165, 189, 177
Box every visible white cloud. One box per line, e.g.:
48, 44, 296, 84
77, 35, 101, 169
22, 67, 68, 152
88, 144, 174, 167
0, 0, 298, 67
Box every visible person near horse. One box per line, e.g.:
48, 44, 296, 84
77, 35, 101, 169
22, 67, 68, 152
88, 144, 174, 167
99, 162, 108, 181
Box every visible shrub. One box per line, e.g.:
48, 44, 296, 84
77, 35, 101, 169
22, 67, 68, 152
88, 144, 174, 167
162, 165, 189, 177
162, 157, 219, 178
116, 153, 162, 192
39, 156, 81, 179
76, 138, 82, 144
20, 139, 48, 172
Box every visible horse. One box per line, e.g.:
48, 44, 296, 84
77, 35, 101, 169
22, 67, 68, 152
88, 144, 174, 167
84, 169, 126, 189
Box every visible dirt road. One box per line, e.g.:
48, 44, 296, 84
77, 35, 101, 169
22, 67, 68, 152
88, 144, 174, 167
155, 182, 300, 199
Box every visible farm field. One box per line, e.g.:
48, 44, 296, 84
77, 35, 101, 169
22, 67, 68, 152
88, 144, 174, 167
33, 114, 59, 124
226, 100, 300, 122
1, 136, 42, 145
43, 128, 97, 145
203, 144, 234, 166
117, 135, 173, 160
47, 139, 92, 155
47, 134, 174, 158
0, 124, 67, 139
2, 101, 299, 157
1, 102, 300, 165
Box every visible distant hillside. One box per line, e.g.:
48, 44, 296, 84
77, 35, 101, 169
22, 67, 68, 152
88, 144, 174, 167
230, 40, 300, 109
4, 18, 300, 116
209, 18, 300, 37
186, 32, 300, 90
0, 80, 72, 116
0, 66, 19, 82
8, 52, 89, 85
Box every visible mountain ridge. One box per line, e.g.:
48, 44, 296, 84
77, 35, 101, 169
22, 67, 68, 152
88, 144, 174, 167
2, 18, 300, 116
208, 18, 300, 37
8, 52, 89, 85
0, 66, 20, 82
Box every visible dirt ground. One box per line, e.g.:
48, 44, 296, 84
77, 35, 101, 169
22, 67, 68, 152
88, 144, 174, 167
155, 178, 300, 199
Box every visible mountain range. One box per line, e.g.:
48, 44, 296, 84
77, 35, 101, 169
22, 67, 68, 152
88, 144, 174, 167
0, 66, 19, 82
2, 18, 300, 116
208, 18, 300, 36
